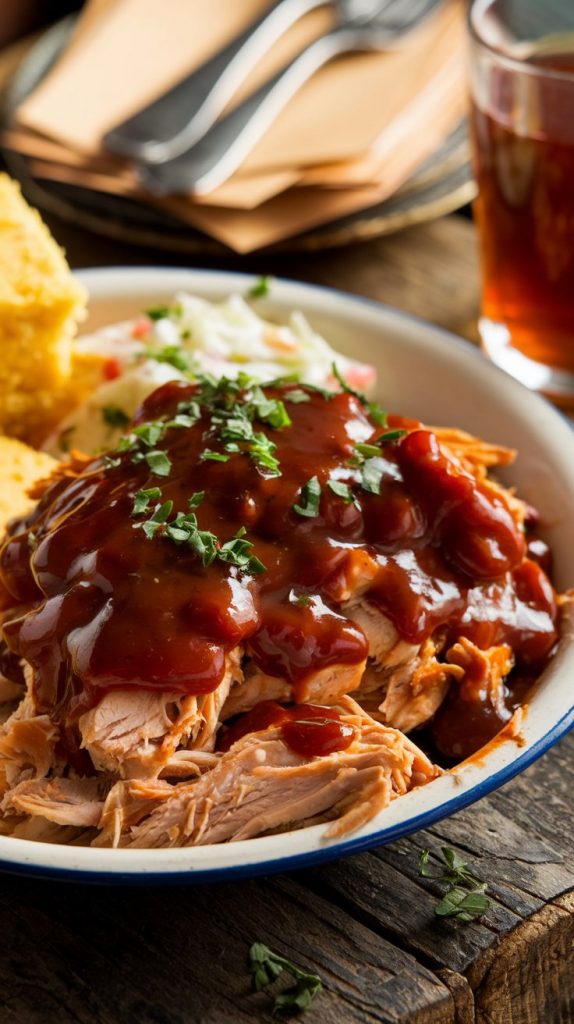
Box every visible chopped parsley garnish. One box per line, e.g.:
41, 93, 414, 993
145, 301, 181, 317
102, 454, 122, 470
354, 443, 382, 459
144, 450, 172, 477
265, 373, 301, 388
102, 406, 130, 429
284, 388, 311, 404
200, 449, 230, 463
248, 432, 280, 476
167, 412, 199, 430
133, 421, 165, 448
248, 942, 322, 1015
176, 398, 201, 421
145, 345, 192, 373
248, 275, 272, 298
219, 415, 254, 442
165, 511, 218, 565
378, 428, 407, 443
188, 374, 287, 478
293, 476, 321, 518
131, 487, 162, 516
101, 374, 289, 482
132, 491, 265, 575
303, 382, 334, 400
249, 388, 291, 429
419, 847, 491, 924
354, 431, 406, 463
327, 480, 357, 505
218, 527, 266, 575
145, 305, 172, 321
332, 362, 387, 426
361, 457, 385, 495
140, 500, 174, 538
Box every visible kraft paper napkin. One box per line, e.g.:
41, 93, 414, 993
17, 0, 460, 175
26, 157, 302, 212
16, 0, 332, 155
2, 127, 302, 209
163, 50, 467, 252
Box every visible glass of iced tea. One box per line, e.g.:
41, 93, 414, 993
469, 0, 574, 403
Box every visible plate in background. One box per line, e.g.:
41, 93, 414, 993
0, 16, 475, 256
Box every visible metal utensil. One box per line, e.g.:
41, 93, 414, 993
103, 0, 330, 163
139, 0, 441, 196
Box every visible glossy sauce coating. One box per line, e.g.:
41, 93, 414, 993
219, 701, 355, 758
0, 380, 559, 757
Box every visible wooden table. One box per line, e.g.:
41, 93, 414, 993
2, 214, 573, 1024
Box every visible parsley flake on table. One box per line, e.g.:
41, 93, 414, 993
419, 847, 491, 924
248, 942, 322, 1015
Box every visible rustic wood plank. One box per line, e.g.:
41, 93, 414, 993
436, 969, 475, 1024
0, 873, 454, 1024
300, 733, 574, 1021
471, 892, 574, 1024
303, 735, 574, 972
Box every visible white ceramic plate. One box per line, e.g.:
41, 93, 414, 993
1, 267, 573, 883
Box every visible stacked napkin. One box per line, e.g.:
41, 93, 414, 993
3, 0, 468, 252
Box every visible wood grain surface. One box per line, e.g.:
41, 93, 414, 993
1, 213, 573, 1024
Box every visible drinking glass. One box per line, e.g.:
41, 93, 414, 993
469, 0, 574, 404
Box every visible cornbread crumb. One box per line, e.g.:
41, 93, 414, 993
0, 174, 87, 444
0, 436, 56, 537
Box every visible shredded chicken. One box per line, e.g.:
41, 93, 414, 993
432, 426, 516, 473
433, 427, 527, 528
95, 698, 438, 849
446, 637, 514, 710
79, 650, 242, 779
0, 681, 59, 796
0, 412, 557, 849
2, 776, 106, 828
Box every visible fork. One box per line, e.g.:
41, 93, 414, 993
138, 0, 441, 196
104, 0, 331, 163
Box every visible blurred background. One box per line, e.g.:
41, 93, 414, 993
0, 0, 474, 265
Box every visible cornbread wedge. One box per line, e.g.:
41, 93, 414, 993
0, 436, 56, 537
0, 174, 87, 444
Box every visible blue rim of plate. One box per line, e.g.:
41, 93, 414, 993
1, 267, 572, 884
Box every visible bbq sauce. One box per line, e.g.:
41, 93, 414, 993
218, 701, 355, 757
0, 380, 559, 758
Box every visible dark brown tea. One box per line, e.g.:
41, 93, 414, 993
472, 51, 574, 380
